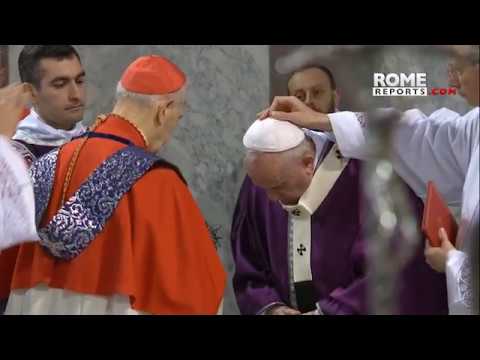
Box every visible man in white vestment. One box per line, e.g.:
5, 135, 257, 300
0, 82, 38, 251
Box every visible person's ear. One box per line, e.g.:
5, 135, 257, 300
154, 101, 171, 127
332, 89, 340, 110
302, 154, 315, 175
27, 83, 39, 106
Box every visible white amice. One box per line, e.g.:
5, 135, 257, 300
13, 108, 85, 147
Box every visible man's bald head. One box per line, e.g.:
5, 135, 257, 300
448, 45, 479, 106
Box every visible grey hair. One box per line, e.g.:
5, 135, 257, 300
115, 82, 187, 104
279, 137, 316, 164
245, 137, 315, 174
247, 137, 315, 161
447, 45, 480, 65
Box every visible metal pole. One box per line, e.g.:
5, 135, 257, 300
363, 109, 421, 314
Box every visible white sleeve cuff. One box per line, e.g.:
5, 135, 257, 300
328, 111, 368, 160
256, 302, 286, 315
446, 249, 472, 315
0, 136, 39, 250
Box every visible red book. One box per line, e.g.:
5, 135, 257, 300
422, 181, 458, 247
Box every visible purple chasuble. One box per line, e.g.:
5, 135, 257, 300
231, 155, 448, 315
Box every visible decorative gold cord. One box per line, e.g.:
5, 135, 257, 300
59, 114, 149, 206
60, 114, 107, 206
111, 113, 149, 148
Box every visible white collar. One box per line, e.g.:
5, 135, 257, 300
303, 129, 335, 169
13, 108, 86, 147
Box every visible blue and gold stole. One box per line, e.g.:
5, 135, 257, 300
30, 132, 184, 261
